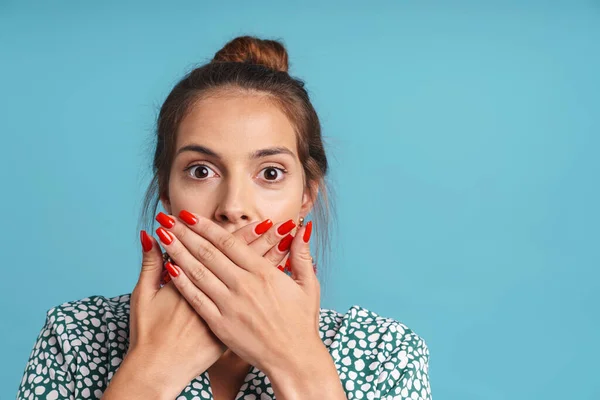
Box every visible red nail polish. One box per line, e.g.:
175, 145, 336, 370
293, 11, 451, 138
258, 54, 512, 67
140, 230, 153, 252
156, 227, 173, 245
178, 210, 198, 225
278, 234, 294, 252
160, 268, 171, 285
277, 265, 285, 271
165, 261, 179, 278
277, 219, 296, 235
255, 219, 273, 235
156, 212, 175, 228
303, 221, 313, 243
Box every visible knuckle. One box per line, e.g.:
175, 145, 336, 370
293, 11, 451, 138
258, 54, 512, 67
219, 233, 236, 251
255, 269, 270, 283
197, 218, 213, 236
238, 308, 256, 328
169, 246, 185, 264
190, 291, 205, 310
196, 242, 216, 263
298, 251, 313, 262
264, 252, 279, 266
176, 226, 188, 241
232, 228, 249, 243
188, 264, 208, 283
264, 232, 280, 247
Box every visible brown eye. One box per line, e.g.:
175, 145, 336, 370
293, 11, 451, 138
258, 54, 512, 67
195, 166, 209, 178
186, 164, 216, 180
260, 166, 286, 183
263, 167, 279, 180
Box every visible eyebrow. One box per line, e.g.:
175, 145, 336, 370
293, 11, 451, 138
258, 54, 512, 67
176, 144, 295, 160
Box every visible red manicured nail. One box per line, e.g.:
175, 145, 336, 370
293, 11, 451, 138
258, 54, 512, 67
156, 227, 173, 245
277, 219, 296, 235
178, 210, 198, 225
278, 234, 294, 252
277, 265, 285, 271
165, 261, 179, 278
160, 268, 171, 285
140, 230, 153, 252
255, 219, 273, 235
156, 212, 175, 228
303, 221, 313, 243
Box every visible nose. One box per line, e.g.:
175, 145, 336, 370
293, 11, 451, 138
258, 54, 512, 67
213, 177, 252, 226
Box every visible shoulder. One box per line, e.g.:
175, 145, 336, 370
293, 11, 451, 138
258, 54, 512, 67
17, 293, 133, 399
318, 305, 431, 399
42, 293, 132, 377
45, 292, 131, 328
46, 292, 131, 348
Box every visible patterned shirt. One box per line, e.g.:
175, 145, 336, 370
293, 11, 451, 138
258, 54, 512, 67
17, 293, 432, 399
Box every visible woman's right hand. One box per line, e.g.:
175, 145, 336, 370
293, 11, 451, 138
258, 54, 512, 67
102, 218, 293, 399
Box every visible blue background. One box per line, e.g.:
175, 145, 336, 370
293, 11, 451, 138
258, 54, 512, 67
1, 1, 598, 398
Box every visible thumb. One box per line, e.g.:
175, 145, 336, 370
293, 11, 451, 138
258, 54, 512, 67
289, 221, 316, 285
137, 230, 165, 294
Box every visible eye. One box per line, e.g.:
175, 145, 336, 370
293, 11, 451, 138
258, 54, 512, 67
260, 166, 287, 183
185, 164, 217, 180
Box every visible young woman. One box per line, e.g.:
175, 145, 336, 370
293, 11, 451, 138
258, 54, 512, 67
17, 36, 432, 400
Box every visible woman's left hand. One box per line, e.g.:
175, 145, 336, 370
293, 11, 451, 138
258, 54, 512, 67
156, 210, 322, 375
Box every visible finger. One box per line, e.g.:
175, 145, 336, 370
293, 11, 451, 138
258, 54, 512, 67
232, 218, 274, 245
263, 232, 294, 267
247, 219, 297, 257
289, 221, 317, 287
173, 211, 261, 274
175, 210, 273, 246
156, 226, 232, 303
137, 230, 165, 296
156, 211, 244, 286
164, 260, 222, 321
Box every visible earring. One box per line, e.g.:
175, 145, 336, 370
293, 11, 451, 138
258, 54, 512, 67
298, 216, 305, 227
160, 252, 173, 287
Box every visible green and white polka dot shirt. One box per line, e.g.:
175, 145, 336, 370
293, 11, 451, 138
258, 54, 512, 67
17, 293, 432, 399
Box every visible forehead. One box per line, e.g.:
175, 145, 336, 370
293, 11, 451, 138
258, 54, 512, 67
176, 92, 297, 156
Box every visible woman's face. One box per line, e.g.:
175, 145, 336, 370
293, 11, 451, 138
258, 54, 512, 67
161, 92, 315, 233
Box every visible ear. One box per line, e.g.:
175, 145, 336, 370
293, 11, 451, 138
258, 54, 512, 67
300, 180, 319, 217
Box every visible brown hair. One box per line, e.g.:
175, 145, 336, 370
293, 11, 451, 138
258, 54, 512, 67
137, 35, 334, 273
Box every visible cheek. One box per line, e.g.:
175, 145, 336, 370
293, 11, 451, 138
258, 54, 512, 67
167, 178, 218, 218
256, 186, 304, 221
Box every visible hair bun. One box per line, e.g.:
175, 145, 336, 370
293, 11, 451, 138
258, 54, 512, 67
212, 35, 289, 73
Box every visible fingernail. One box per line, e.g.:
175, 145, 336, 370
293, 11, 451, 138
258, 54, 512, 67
278, 234, 294, 252
303, 221, 313, 243
156, 212, 175, 228
178, 210, 198, 225
165, 261, 179, 278
140, 230, 153, 252
277, 265, 285, 272
277, 219, 296, 235
160, 268, 172, 285
255, 219, 273, 235
156, 227, 173, 245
